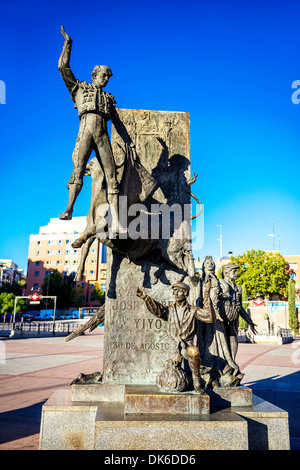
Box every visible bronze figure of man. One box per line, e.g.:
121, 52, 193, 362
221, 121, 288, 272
136, 281, 215, 393
58, 26, 133, 231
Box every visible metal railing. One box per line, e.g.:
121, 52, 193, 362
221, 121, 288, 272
0, 321, 82, 335
277, 327, 294, 338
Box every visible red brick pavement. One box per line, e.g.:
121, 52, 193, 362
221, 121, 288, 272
0, 329, 103, 450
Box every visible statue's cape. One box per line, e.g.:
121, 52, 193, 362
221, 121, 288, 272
120, 145, 158, 206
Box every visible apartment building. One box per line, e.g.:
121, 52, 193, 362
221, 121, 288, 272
26, 217, 107, 305
0, 259, 25, 287
284, 254, 300, 293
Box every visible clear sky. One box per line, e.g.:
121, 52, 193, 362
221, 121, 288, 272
1, 0, 300, 273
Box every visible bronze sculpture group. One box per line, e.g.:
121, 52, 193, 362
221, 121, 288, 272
59, 26, 257, 393
137, 257, 257, 393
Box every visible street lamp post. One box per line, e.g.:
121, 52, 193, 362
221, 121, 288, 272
268, 216, 275, 251
217, 224, 223, 259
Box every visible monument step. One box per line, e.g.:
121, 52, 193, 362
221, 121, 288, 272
124, 385, 210, 415
39, 388, 290, 450
94, 403, 248, 450
206, 386, 253, 408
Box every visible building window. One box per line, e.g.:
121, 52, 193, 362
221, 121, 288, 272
74, 249, 78, 254
101, 244, 107, 263
57, 260, 61, 265
58, 250, 61, 255
37, 241, 41, 245
59, 240, 62, 245
90, 270, 94, 274
33, 283, 39, 290
66, 240, 70, 244
46, 261, 50, 265
35, 261, 40, 266
36, 251, 40, 255
92, 249, 96, 253
35, 271, 40, 277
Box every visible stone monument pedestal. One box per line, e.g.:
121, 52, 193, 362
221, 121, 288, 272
39, 383, 290, 450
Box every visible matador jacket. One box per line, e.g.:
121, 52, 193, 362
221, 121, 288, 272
58, 38, 117, 121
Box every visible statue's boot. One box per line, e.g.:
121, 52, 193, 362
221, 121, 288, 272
192, 375, 204, 394
186, 345, 203, 394
59, 183, 82, 220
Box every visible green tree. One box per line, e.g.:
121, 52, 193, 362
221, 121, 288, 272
288, 278, 299, 333
41, 270, 70, 308
229, 249, 290, 300
0, 292, 27, 317
91, 282, 105, 303
70, 285, 84, 307
0, 278, 26, 295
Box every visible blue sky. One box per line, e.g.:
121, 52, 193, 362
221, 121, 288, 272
1, 0, 300, 273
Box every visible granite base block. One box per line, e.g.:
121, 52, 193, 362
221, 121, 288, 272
236, 394, 290, 450
72, 383, 125, 402
124, 385, 210, 415
39, 389, 98, 450
207, 386, 253, 408
39, 385, 290, 450
94, 403, 248, 450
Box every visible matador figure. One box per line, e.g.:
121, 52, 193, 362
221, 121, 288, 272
58, 26, 133, 232
136, 280, 216, 393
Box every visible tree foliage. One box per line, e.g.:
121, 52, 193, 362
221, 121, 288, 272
288, 278, 299, 333
91, 282, 105, 303
0, 279, 26, 295
229, 249, 290, 299
70, 285, 84, 308
41, 270, 72, 308
41, 270, 86, 308
0, 292, 27, 315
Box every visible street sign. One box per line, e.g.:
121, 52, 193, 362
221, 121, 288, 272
30, 293, 40, 301
30, 301, 40, 304
253, 298, 265, 307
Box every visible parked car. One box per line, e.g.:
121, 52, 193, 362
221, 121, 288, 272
22, 314, 36, 322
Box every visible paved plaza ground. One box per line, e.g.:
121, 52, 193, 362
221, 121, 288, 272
0, 328, 300, 450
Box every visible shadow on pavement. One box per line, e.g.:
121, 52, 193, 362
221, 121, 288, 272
0, 401, 46, 446
244, 371, 300, 450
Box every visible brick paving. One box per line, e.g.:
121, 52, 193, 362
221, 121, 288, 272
0, 328, 103, 450
0, 330, 299, 450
